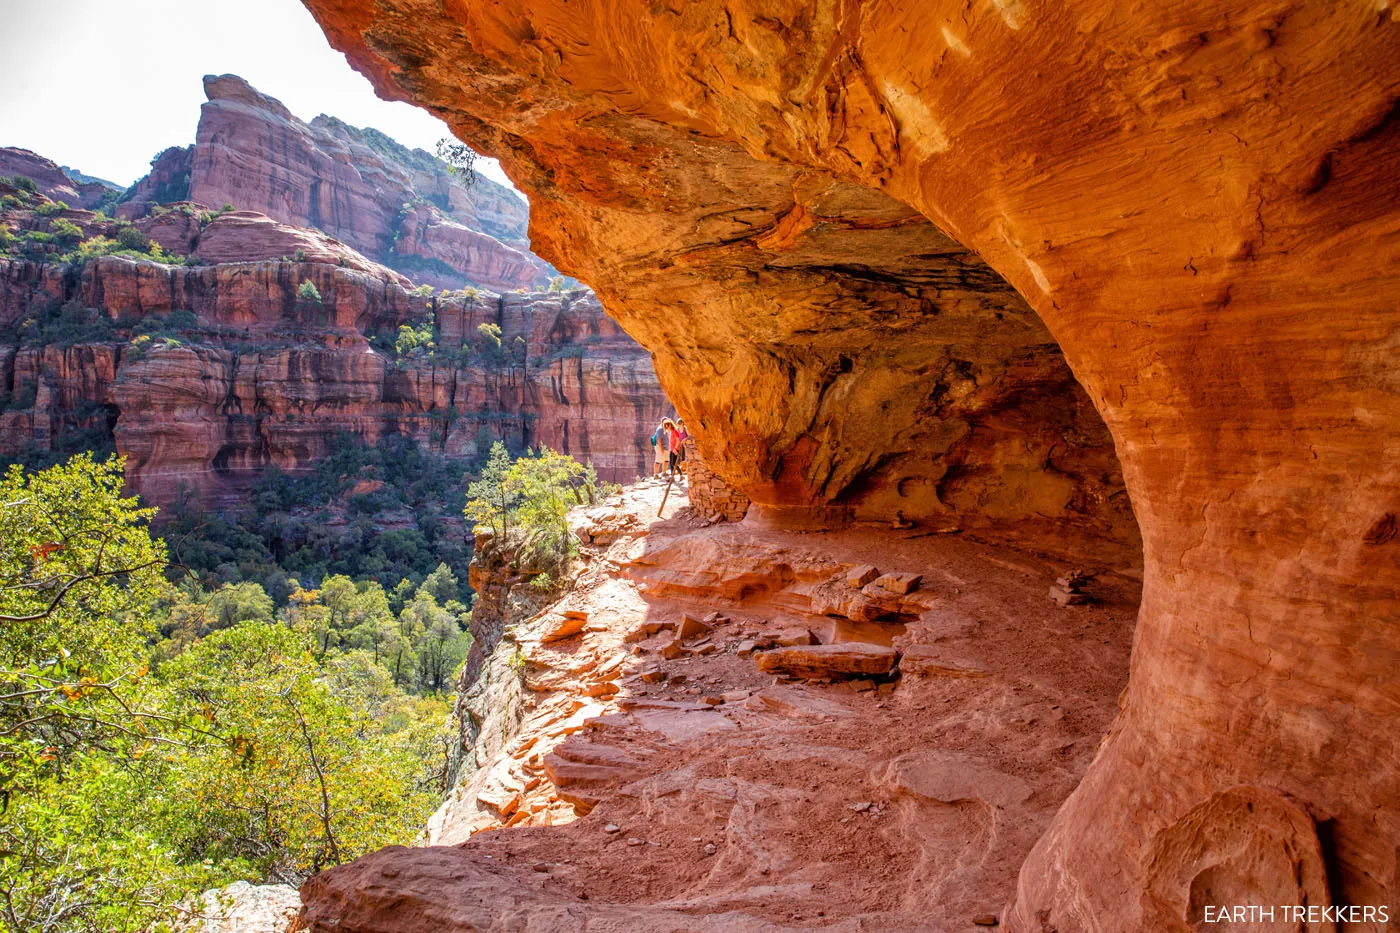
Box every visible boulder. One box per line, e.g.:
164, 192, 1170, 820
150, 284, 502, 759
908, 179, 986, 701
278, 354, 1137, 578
846, 565, 881, 588
873, 572, 922, 595
754, 643, 898, 679
676, 614, 711, 641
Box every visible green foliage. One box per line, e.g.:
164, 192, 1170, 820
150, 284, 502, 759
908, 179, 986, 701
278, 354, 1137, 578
149, 171, 191, 206
464, 442, 514, 540
155, 623, 443, 879
466, 321, 509, 369
9, 298, 115, 348
297, 280, 323, 304
389, 311, 436, 361
0, 456, 455, 928
10, 175, 38, 193
465, 444, 603, 579
206, 581, 275, 629
197, 204, 236, 226
434, 138, 478, 189
161, 433, 471, 593
49, 218, 84, 245
0, 453, 166, 793
114, 224, 149, 252
35, 200, 68, 217
2, 222, 186, 267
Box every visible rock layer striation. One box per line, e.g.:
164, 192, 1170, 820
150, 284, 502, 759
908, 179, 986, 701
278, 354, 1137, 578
298, 2, 1400, 930
0, 254, 667, 507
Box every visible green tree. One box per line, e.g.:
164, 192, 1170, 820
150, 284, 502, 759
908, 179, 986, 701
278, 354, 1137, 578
0, 455, 456, 930
0, 454, 166, 793
114, 225, 149, 252
464, 442, 514, 539
49, 218, 83, 245
419, 562, 459, 605
463, 445, 605, 579
504, 447, 593, 575
157, 623, 440, 880
0, 456, 203, 931
206, 581, 274, 630
297, 280, 322, 304
399, 590, 468, 693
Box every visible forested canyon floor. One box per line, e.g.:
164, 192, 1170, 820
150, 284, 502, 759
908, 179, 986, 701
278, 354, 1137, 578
298, 479, 1139, 931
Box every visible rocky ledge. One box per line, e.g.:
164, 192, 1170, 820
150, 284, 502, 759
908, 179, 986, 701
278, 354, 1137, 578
298, 478, 1139, 930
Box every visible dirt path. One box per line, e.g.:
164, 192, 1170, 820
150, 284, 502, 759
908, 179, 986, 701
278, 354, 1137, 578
301, 477, 1139, 931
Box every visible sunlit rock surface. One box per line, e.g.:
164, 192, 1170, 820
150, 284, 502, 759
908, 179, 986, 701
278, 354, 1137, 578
298, 1, 1400, 929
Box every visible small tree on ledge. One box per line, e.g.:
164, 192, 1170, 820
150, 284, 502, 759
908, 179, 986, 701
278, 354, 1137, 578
435, 138, 478, 190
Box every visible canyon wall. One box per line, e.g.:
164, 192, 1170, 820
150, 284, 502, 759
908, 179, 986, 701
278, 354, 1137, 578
0, 147, 119, 210
0, 253, 667, 509
299, 2, 1400, 930
160, 74, 553, 292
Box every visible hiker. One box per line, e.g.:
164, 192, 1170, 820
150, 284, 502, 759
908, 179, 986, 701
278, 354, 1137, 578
651, 419, 671, 477
674, 419, 689, 475
666, 418, 685, 476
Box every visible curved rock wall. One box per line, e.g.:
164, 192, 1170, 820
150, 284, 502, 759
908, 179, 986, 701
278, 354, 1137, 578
299, 2, 1400, 929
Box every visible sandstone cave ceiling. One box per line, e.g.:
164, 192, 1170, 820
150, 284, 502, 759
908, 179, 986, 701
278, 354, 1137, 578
300, 1, 1400, 928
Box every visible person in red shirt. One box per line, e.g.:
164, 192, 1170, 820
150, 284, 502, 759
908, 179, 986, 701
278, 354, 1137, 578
666, 419, 684, 476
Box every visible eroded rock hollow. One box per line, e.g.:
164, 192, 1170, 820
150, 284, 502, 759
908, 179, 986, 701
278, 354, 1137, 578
299, 0, 1400, 928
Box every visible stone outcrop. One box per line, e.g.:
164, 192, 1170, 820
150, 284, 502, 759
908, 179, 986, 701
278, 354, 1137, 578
194, 881, 300, 933
0, 147, 119, 210
0, 255, 668, 508
298, 2, 1400, 930
179, 74, 551, 291
116, 146, 194, 219
189, 210, 410, 284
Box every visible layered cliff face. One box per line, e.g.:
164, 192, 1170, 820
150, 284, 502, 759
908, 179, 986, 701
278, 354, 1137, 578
300, 2, 1400, 930
0, 253, 667, 509
172, 74, 551, 292
0, 148, 120, 211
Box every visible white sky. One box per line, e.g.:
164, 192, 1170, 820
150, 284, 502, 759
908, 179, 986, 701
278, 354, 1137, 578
0, 0, 518, 192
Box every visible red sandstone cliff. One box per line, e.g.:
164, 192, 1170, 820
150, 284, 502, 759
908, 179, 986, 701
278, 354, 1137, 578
0, 252, 667, 509
175, 74, 551, 292
0, 148, 120, 211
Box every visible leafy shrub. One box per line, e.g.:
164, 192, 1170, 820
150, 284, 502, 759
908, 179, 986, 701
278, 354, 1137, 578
13, 298, 114, 347
394, 313, 436, 359
297, 280, 323, 304
465, 443, 603, 578
115, 224, 150, 252
35, 199, 68, 217
49, 217, 84, 244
